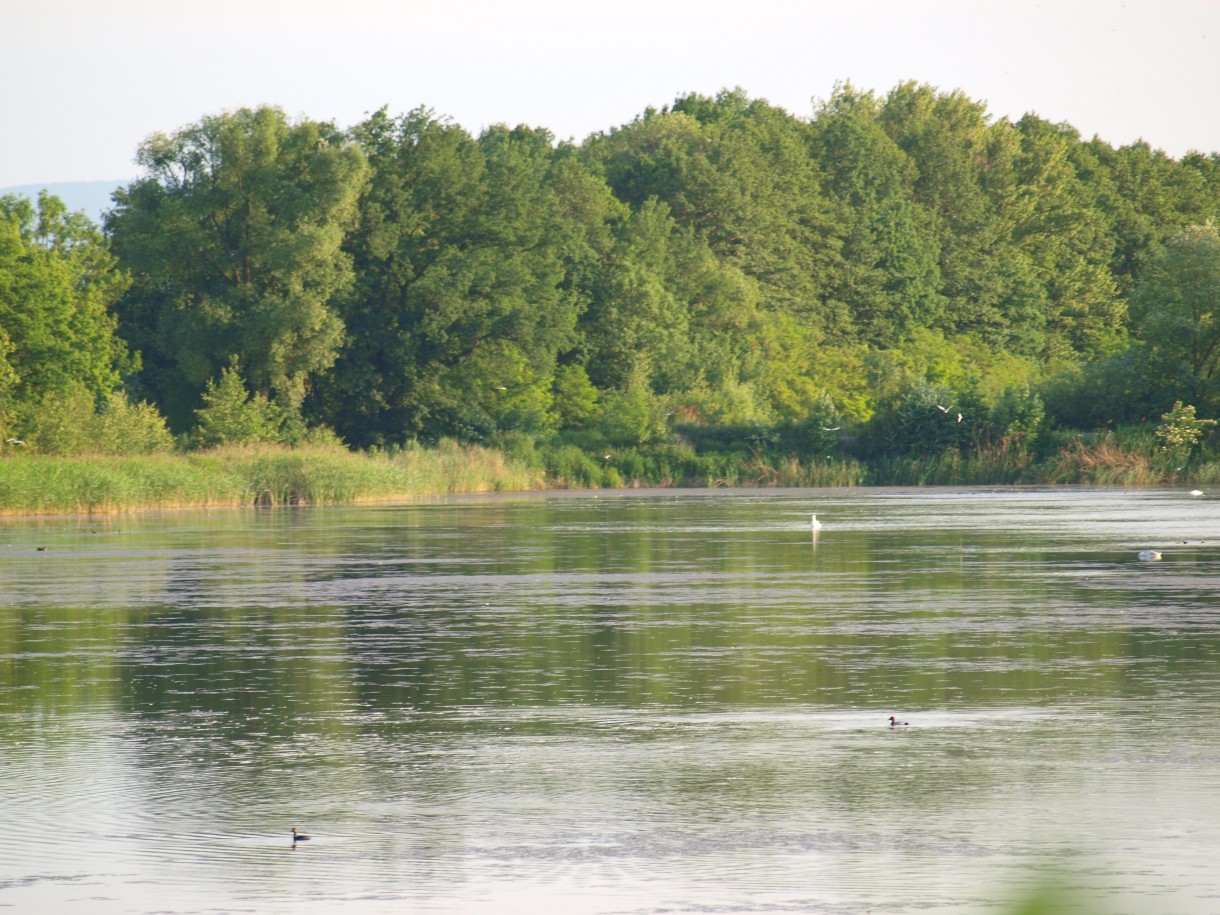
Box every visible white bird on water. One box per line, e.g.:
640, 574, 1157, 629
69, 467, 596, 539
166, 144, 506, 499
811, 514, 822, 530
1138, 550, 1162, 561
1190, 490, 1204, 497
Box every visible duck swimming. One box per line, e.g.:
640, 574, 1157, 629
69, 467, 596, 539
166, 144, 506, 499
291, 828, 311, 842
1137, 550, 1162, 561
888, 716, 908, 727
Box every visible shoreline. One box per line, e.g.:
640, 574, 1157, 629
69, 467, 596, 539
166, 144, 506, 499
1, 441, 1210, 519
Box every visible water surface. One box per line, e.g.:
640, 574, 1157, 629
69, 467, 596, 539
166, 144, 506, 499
2, 488, 1219, 913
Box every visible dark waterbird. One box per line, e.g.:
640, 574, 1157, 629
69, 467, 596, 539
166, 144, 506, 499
291, 828, 311, 842
888, 716, 908, 727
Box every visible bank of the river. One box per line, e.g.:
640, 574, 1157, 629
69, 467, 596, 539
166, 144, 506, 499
2, 436, 1217, 516
0, 442, 543, 516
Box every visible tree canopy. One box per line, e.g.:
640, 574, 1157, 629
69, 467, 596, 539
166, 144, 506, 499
0, 192, 132, 437
4, 84, 1220, 455
106, 106, 367, 429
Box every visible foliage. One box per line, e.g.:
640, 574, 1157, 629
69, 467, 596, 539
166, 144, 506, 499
0, 192, 133, 432
1128, 224, 1220, 413
190, 358, 286, 448
1154, 401, 1216, 459
22, 385, 173, 455
860, 380, 984, 459
552, 364, 599, 428
989, 384, 1046, 448
8, 84, 1220, 488
310, 110, 583, 445
598, 381, 668, 446
107, 106, 367, 429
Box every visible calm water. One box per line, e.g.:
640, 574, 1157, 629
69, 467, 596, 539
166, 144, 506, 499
2, 488, 1219, 914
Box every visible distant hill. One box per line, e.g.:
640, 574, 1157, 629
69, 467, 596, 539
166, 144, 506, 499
0, 179, 132, 226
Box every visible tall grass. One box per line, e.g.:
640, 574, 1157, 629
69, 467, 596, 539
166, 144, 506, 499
3, 429, 1215, 517
1039, 432, 1161, 485
0, 441, 542, 516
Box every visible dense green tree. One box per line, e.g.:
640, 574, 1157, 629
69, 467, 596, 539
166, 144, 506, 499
1128, 224, 1220, 413
0, 192, 132, 437
25, 384, 173, 455
73, 87, 1220, 454
108, 106, 367, 429
809, 84, 944, 344
877, 84, 1041, 353
1005, 116, 1123, 359
580, 198, 691, 390
591, 90, 841, 335
190, 357, 287, 447
312, 111, 584, 444
1079, 139, 1213, 286
861, 379, 985, 459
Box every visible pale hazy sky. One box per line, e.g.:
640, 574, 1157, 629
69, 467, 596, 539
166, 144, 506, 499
3, 0, 1218, 188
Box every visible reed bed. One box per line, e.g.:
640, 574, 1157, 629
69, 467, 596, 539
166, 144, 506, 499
2, 432, 1214, 517
1040, 435, 1161, 486
0, 441, 543, 516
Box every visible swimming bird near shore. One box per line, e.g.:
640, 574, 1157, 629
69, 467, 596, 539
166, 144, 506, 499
1137, 550, 1162, 561
1190, 490, 1204, 497
291, 828, 311, 842
888, 716, 908, 727
811, 514, 822, 530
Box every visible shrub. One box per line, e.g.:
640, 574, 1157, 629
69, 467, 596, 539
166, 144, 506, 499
861, 380, 982, 459
1154, 401, 1216, 461
599, 384, 667, 445
190, 359, 286, 447
18, 385, 173, 455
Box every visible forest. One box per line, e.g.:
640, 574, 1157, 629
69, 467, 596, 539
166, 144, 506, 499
3, 82, 1220, 498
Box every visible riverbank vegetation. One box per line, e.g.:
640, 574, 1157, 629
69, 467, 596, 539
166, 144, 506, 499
3, 82, 1220, 511
0, 442, 540, 515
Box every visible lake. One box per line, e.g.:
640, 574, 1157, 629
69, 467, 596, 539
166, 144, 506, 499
1, 487, 1219, 913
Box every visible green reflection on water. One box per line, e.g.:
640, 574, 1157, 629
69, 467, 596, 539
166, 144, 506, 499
2, 492, 1217, 730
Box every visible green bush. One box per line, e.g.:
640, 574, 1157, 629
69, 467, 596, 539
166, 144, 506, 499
18, 385, 173, 455
190, 359, 287, 447
599, 384, 667, 445
860, 380, 983, 459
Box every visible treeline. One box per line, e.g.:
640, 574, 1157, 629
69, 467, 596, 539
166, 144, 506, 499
3, 82, 1220, 479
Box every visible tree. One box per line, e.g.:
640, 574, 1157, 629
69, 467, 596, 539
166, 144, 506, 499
0, 192, 132, 437
810, 84, 944, 344
1129, 224, 1220, 412
861, 379, 983, 459
1153, 401, 1216, 460
1006, 115, 1123, 360
107, 106, 367, 430
190, 357, 285, 447
312, 111, 584, 444
592, 90, 841, 336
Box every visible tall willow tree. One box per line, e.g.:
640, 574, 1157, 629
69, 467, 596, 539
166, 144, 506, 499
107, 106, 367, 429
311, 110, 585, 445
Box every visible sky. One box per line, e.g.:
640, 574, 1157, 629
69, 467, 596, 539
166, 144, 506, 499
3, 0, 1219, 189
